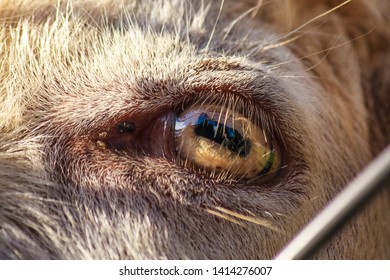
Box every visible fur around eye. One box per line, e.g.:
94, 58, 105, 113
175, 105, 280, 180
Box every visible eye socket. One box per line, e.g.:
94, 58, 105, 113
175, 105, 281, 180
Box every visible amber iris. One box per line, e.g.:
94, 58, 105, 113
175, 105, 279, 179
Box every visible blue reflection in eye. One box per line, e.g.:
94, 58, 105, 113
194, 113, 251, 157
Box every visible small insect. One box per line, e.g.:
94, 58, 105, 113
117, 121, 136, 134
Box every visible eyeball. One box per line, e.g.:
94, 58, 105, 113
175, 105, 280, 180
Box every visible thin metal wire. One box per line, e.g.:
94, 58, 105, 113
275, 145, 390, 260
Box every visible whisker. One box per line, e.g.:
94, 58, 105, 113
261, 35, 301, 51
206, 208, 245, 226
205, 0, 225, 50
250, 0, 264, 18
267, 27, 376, 71
214, 206, 281, 232
244, 209, 256, 217
270, 0, 352, 44
222, 5, 259, 41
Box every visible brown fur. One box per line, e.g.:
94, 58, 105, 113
0, 0, 389, 259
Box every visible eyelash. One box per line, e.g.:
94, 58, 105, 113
92, 91, 285, 185
178, 93, 279, 143
174, 99, 281, 183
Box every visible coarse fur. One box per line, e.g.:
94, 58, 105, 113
0, 0, 389, 259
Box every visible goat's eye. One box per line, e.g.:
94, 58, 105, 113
175, 105, 280, 180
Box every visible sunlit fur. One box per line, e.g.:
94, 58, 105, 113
0, 0, 389, 259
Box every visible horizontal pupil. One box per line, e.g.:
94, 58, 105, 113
194, 113, 251, 157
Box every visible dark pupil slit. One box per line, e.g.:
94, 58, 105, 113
194, 113, 251, 157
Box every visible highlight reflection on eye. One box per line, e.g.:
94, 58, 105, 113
175, 105, 280, 180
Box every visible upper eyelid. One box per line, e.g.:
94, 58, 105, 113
46, 60, 295, 142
